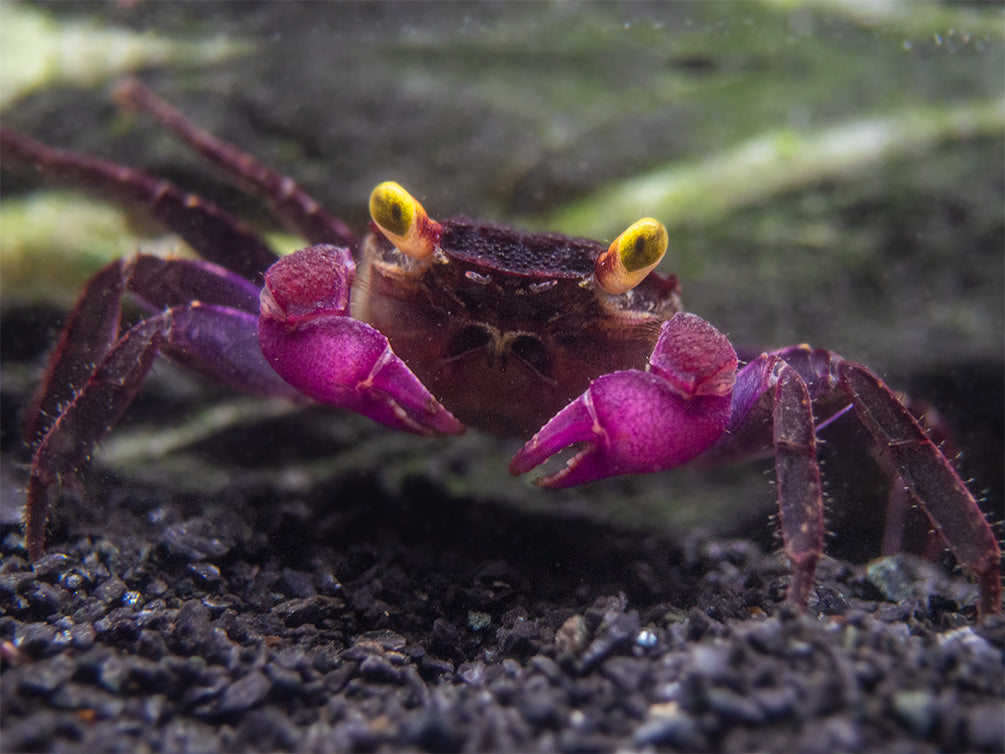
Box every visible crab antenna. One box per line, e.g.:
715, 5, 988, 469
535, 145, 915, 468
369, 182, 441, 265
594, 218, 668, 295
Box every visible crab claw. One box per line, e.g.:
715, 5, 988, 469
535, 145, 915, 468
510, 313, 736, 487
259, 244, 463, 436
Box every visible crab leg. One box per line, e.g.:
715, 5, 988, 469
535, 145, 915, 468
23, 260, 128, 447
25, 298, 299, 559
258, 244, 464, 436
509, 312, 737, 487
726, 347, 1000, 615
23, 256, 299, 558
26, 312, 169, 559
116, 80, 359, 249
726, 353, 826, 606
838, 362, 1002, 617
126, 254, 262, 314
23, 255, 285, 448
1, 128, 278, 281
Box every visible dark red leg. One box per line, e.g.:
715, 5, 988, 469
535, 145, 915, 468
23, 260, 128, 447
880, 398, 964, 561
726, 346, 1000, 616
838, 363, 1001, 617
26, 312, 170, 559
1, 129, 278, 281
23, 255, 274, 448
724, 353, 826, 607
116, 80, 359, 249
23, 258, 301, 559
772, 364, 825, 606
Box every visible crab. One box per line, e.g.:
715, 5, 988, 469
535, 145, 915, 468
3, 82, 1000, 616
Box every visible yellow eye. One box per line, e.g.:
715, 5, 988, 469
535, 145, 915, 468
594, 218, 668, 295
369, 181, 440, 264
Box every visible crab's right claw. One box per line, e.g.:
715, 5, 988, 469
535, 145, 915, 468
258, 244, 463, 436
510, 312, 737, 488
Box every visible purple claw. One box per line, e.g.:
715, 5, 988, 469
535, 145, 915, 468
260, 315, 463, 435
511, 313, 736, 487
510, 371, 731, 487
259, 245, 463, 436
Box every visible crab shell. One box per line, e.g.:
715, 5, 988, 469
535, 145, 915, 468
354, 220, 682, 436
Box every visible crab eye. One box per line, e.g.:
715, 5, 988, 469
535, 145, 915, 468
594, 218, 668, 295
369, 181, 440, 264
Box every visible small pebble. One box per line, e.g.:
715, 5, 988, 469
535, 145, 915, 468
219, 671, 271, 714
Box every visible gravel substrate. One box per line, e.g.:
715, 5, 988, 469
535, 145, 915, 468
1, 471, 1002, 753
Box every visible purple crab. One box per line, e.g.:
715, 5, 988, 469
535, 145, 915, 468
3, 82, 999, 616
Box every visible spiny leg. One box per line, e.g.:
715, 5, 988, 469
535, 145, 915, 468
24, 262, 299, 558
27, 302, 296, 558
1, 129, 278, 281
771, 363, 825, 606
726, 354, 826, 607
24, 254, 272, 450
839, 362, 1001, 617
126, 255, 262, 315
116, 79, 359, 249
26, 312, 172, 559
880, 396, 959, 560
23, 259, 128, 447
124, 255, 298, 394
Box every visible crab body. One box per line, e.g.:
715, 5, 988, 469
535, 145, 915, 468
3, 82, 999, 616
329, 221, 679, 435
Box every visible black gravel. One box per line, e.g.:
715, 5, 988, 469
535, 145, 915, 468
1, 468, 1003, 753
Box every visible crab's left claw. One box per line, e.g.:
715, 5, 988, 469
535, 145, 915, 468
510, 313, 737, 487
